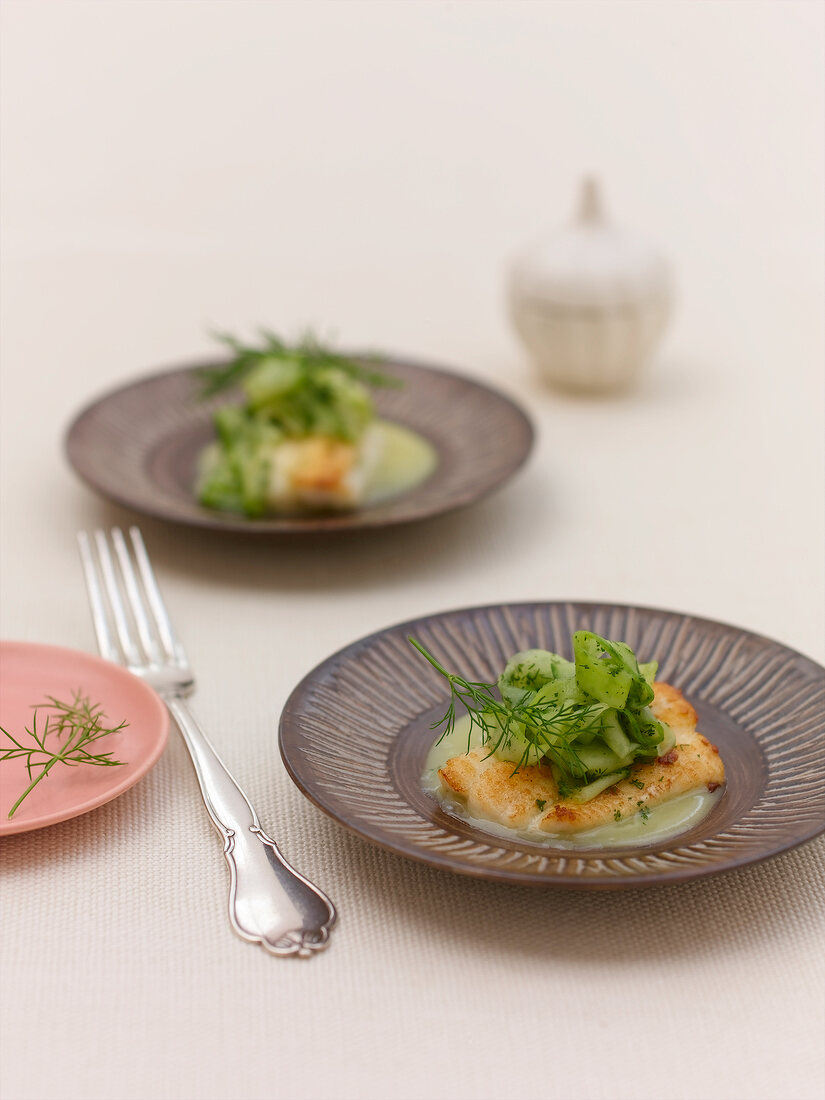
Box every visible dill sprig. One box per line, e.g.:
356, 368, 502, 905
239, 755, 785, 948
1, 692, 128, 818
408, 638, 603, 778
199, 329, 400, 397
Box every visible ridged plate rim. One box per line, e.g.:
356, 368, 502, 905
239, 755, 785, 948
64, 357, 534, 535
279, 600, 825, 889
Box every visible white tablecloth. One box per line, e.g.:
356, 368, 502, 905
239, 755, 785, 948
2, 4, 823, 1099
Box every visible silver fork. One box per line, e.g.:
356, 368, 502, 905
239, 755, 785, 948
77, 525, 336, 957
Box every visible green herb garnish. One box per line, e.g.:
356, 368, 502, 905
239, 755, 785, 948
1, 692, 127, 818
613, 809, 622, 822
200, 329, 399, 398
535, 799, 547, 811
409, 638, 602, 779
196, 329, 400, 516
410, 629, 676, 805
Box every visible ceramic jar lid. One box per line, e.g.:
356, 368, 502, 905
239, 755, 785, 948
510, 178, 671, 310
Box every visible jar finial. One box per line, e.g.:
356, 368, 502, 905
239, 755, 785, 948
577, 176, 604, 224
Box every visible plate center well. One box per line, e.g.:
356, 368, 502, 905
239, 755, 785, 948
387, 696, 766, 854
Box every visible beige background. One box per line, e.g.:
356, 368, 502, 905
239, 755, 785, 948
1, 3, 823, 1100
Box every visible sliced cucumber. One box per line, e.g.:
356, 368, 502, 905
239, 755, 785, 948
568, 770, 629, 803
483, 713, 544, 766
499, 649, 560, 692
573, 631, 634, 708
600, 709, 635, 759
534, 676, 586, 708
639, 660, 658, 686
498, 682, 530, 707
574, 743, 626, 774
640, 709, 675, 755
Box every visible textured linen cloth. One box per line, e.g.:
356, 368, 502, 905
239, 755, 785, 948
1, 4, 824, 1100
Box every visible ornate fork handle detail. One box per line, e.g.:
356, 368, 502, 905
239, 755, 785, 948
167, 697, 336, 957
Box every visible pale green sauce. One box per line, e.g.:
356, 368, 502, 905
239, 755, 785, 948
365, 420, 437, 504
197, 417, 436, 515
422, 715, 721, 851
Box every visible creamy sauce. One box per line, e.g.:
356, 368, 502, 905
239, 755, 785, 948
422, 715, 722, 850
197, 418, 436, 516
365, 420, 437, 504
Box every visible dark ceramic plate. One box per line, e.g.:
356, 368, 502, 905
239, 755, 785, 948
279, 601, 825, 889
65, 359, 533, 534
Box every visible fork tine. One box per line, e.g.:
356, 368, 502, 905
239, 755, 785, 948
128, 526, 187, 666
77, 531, 120, 664
111, 527, 164, 666
93, 529, 143, 667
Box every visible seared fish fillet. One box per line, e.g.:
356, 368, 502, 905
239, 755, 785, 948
267, 425, 382, 510
438, 682, 724, 833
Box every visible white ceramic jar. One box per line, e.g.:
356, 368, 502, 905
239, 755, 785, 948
508, 178, 673, 392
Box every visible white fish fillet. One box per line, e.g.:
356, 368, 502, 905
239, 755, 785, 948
438, 682, 725, 833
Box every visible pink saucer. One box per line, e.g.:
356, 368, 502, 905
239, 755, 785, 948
0, 641, 169, 835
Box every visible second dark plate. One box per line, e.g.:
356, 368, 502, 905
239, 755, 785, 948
65, 358, 534, 534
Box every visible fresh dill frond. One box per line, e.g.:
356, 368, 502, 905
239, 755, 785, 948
0, 691, 128, 818
199, 329, 400, 397
408, 637, 604, 782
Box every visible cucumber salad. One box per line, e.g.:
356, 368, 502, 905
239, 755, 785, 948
196, 331, 408, 517
411, 630, 678, 804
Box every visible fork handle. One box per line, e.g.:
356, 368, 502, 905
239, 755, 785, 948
166, 697, 336, 956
